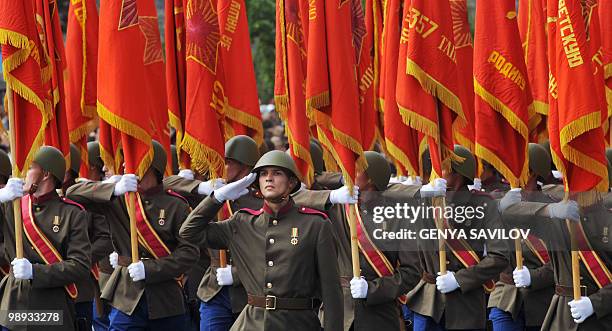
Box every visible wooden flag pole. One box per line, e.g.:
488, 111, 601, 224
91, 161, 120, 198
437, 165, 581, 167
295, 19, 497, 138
349, 203, 361, 278
217, 207, 227, 268
127, 192, 139, 263
6, 87, 24, 259
434, 102, 447, 275
568, 219, 581, 300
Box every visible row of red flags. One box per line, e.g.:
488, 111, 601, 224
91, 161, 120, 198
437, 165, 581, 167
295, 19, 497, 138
0, 0, 610, 194
0, 0, 263, 180
275, 0, 610, 193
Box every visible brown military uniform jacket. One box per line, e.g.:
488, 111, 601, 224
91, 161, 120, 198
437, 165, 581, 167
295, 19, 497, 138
61, 183, 113, 304
407, 189, 509, 330
294, 185, 422, 331
66, 182, 198, 319
488, 189, 555, 326
180, 196, 343, 331
503, 198, 612, 330
0, 191, 91, 331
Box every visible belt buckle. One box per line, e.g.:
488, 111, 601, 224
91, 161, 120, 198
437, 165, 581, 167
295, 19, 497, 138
265, 295, 277, 310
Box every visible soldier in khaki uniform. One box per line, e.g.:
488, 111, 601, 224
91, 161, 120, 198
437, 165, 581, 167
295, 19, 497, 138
324, 152, 421, 330
408, 145, 509, 331
309, 140, 343, 191
501, 182, 612, 330
488, 143, 555, 330
0, 150, 12, 277
65, 141, 198, 330
60, 144, 114, 331
164, 135, 261, 331
180, 150, 343, 331
0, 146, 92, 331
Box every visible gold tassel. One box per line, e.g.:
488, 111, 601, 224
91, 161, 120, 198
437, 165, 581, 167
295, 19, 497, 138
180, 133, 225, 179
475, 143, 528, 188
533, 101, 549, 115
398, 106, 439, 141
474, 79, 529, 140
97, 101, 152, 144
224, 104, 264, 146
385, 138, 418, 177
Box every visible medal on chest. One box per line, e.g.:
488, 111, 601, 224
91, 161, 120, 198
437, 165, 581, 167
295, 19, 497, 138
158, 209, 166, 226
290, 227, 299, 245
52, 216, 60, 233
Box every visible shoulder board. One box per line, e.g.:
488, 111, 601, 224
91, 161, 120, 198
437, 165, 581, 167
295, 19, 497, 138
61, 197, 85, 210
237, 208, 263, 216
470, 189, 495, 199
166, 189, 189, 204
298, 207, 329, 219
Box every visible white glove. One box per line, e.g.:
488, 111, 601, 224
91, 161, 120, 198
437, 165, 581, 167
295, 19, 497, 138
178, 169, 195, 180
113, 174, 138, 196
499, 188, 522, 213
467, 178, 482, 191
329, 185, 359, 204
513, 266, 531, 288
216, 265, 234, 286
350, 277, 368, 299
213, 173, 256, 202
568, 297, 594, 324
552, 170, 563, 179
547, 200, 580, 221
127, 261, 145, 282
436, 271, 459, 294
11, 258, 32, 280
402, 176, 422, 186
0, 178, 24, 203
102, 175, 122, 184
389, 176, 405, 184
198, 178, 225, 196
420, 178, 447, 198
109, 252, 119, 269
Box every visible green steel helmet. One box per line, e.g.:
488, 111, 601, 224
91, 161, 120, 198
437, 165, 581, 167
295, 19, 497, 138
252, 150, 301, 193
151, 140, 167, 176
87, 141, 104, 170
451, 145, 476, 180
540, 140, 552, 159
69, 144, 81, 174
0, 149, 11, 178
33, 145, 66, 181
225, 135, 259, 167
170, 145, 179, 175
310, 140, 325, 174
364, 151, 391, 191
528, 143, 551, 179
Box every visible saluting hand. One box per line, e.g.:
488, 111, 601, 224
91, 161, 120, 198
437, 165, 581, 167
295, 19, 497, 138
420, 178, 447, 198
198, 178, 225, 196
546, 200, 580, 221
329, 185, 359, 204
178, 169, 195, 180
213, 173, 256, 202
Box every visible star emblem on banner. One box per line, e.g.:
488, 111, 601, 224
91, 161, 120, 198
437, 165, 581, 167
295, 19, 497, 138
450, 0, 473, 49
186, 0, 221, 74
139, 16, 164, 65
118, 0, 139, 30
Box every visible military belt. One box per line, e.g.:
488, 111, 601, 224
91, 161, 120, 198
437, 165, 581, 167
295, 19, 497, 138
247, 294, 316, 310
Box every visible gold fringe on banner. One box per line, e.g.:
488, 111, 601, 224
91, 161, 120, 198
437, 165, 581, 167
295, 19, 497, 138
225, 104, 264, 146
473, 79, 529, 140
406, 59, 465, 123
273, 94, 289, 120
180, 132, 225, 179
305, 91, 330, 120
385, 138, 418, 177
286, 126, 313, 186
533, 100, 549, 115
604, 64, 611, 80
475, 143, 528, 188
398, 105, 439, 141
68, 119, 96, 143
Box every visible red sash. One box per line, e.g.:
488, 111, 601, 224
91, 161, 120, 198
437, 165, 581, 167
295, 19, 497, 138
131, 193, 171, 259
220, 201, 233, 219
346, 204, 407, 304
569, 222, 612, 288
0, 265, 9, 276
441, 218, 496, 293
523, 234, 550, 265
21, 195, 78, 299
91, 263, 100, 281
